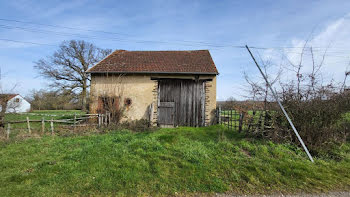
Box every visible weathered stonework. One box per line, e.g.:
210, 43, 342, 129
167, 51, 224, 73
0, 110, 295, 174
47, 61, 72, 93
204, 76, 216, 126
90, 74, 217, 126
90, 74, 156, 122
151, 80, 158, 126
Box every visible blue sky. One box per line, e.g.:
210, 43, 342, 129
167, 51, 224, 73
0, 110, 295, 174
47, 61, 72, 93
0, 0, 350, 100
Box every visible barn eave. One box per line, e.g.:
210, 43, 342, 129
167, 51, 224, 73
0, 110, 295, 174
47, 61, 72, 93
86, 71, 219, 75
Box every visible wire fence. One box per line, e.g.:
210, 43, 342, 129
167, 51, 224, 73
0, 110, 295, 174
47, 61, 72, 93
216, 108, 244, 131
216, 107, 272, 133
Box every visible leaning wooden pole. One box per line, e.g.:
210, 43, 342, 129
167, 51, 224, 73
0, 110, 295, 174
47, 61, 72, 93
245, 45, 314, 163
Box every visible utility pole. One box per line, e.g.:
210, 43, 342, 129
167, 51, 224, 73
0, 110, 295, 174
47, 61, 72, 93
245, 45, 314, 163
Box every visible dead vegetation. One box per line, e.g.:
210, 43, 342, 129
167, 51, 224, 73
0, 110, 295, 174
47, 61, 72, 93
240, 42, 350, 157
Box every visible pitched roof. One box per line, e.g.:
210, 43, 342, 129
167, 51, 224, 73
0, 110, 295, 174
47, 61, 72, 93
0, 94, 18, 102
87, 50, 218, 74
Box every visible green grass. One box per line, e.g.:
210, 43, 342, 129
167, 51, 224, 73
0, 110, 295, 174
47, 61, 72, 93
0, 126, 349, 196
5, 110, 85, 122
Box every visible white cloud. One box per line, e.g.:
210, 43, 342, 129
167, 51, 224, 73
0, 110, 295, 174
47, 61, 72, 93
264, 13, 350, 86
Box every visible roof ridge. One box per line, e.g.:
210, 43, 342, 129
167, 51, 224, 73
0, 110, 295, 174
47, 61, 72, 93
0, 93, 19, 96
114, 49, 210, 52
87, 49, 218, 74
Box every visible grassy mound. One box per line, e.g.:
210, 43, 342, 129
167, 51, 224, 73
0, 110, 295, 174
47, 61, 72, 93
0, 126, 349, 196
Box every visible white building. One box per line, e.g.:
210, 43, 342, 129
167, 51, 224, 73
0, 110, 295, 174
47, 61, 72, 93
0, 94, 31, 113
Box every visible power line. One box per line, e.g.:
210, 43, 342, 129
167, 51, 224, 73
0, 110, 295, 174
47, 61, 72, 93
0, 38, 56, 46
0, 18, 132, 36
276, 51, 350, 58
0, 23, 239, 48
0, 37, 245, 50
3, 17, 349, 51
0, 17, 255, 48
0, 21, 350, 57
0, 18, 237, 48
1, 37, 350, 60
0, 24, 137, 43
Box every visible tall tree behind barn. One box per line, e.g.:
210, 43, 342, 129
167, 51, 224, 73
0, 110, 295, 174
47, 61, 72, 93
87, 50, 218, 127
34, 40, 112, 111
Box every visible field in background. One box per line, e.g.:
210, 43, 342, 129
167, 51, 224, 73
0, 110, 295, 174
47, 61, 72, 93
4, 110, 85, 122
0, 126, 349, 196
3, 110, 87, 138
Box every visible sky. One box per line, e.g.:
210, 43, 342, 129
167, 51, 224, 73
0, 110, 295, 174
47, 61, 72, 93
0, 0, 350, 100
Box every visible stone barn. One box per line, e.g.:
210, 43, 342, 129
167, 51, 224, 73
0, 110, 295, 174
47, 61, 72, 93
87, 50, 218, 127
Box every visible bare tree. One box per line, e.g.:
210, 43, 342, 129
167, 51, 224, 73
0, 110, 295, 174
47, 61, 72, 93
243, 59, 281, 109
244, 40, 350, 153
26, 89, 78, 110
280, 38, 330, 101
34, 40, 112, 111
0, 94, 9, 128
243, 58, 281, 134
0, 71, 18, 128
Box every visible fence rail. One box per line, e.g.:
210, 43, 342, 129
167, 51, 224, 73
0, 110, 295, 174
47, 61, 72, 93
3, 112, 113, 140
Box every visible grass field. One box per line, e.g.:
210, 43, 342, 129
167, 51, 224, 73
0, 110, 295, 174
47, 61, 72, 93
4, 110, 85, 122
4, 110, 86, 136
0, 125, 349, 196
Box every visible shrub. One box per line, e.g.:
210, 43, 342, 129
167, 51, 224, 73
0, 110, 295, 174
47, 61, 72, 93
120, 119, 155, 132
269, 92, 350, 156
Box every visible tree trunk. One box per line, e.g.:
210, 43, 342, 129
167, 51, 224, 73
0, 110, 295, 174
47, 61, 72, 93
0, 102, 7, 128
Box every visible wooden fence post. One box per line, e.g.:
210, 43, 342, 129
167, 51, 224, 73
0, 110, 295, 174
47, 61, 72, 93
50, 118, 54, 135
6, 123, 10, 139
74, 113, 77, 131
234, 110, 237, 130
105, 112, 108, 126
26, 116, 31, 134
41, 117, 45, 133
98, 114, 101, 128
239, 112, 244, 133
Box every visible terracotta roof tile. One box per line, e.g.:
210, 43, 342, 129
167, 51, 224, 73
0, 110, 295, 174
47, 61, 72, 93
87, 50, 218, 74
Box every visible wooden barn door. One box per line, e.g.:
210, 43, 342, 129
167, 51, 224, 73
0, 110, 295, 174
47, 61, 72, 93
157, 102, 175, 126
158, 79, 205, 127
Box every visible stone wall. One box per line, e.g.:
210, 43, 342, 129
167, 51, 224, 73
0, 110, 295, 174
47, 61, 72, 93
90, 74, 156, 122
90, 73, 216, 126
204, 76, 217, 125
